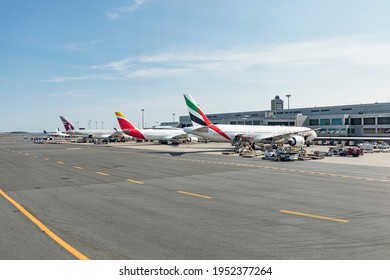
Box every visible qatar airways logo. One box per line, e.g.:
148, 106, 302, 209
64, 122, 74, 131
61, 117, 75, 131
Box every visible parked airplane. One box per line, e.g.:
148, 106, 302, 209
183, 94, 317, 146
43, 128, 70, 137
115, 112, 198, 143
60, 116, 123, 140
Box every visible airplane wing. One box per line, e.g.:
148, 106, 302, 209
184, 126, 209, 133
161, 132, 189, 141
242, 128, 316, 143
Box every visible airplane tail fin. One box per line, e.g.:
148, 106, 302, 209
60, 116, 75, 131
43, 130, 48, 134
115, 112, 137, 130
183, 94, 212, 127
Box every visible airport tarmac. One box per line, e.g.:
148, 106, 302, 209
1, 135, 390, 259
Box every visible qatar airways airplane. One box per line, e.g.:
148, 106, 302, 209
183, 94, 317, 146
60, 116, 124, 139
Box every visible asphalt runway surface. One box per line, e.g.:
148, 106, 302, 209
1, 135, 389, 259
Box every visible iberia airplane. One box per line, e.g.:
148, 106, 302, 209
115, 112, 197, 143
183, 94, 317, 146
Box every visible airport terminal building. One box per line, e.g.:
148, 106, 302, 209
179, 96, 390, 138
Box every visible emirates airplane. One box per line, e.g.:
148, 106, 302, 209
115, 112, 198, 143
183, 94, 317, 146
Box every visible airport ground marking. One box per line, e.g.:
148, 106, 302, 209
279, 209, 349, 223
177, 191, 212, 199
96, 171, 110, 176
56, 161, 65, 165
126, 178, 145, 185
89, 147, 390, 184
0, 188, 89, 260
73, 166, 84, 170
43, 157, 50, 161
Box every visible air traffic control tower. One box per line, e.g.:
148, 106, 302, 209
271, 95, 284, 111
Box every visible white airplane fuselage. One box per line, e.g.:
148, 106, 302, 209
184, 124, 317, 143
123, 128, 187, 141
66, 129, 118, 139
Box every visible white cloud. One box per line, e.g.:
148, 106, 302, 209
44, 74, 121, 83
89, 36, 390, 80
44, 36, 390, 108
65, 40, 102, 51
44, 76, 92, 83
49, 91, 91, 97
107, 0, 146, 20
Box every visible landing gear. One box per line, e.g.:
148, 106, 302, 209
232, 140, 255, 154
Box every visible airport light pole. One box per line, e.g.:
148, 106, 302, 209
286, 94, 291, 126
173, 113, 175, 123
96, 122, 98, 130
141, 109, 145, 129
101, 121, 103, 130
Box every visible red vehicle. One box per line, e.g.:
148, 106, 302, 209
340, 147, 363, 157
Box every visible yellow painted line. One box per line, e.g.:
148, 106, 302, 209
56, 161, 65, 165
177, 191, 212, 200
73, 166, 84, 170
280, 210, 349, 223
126, 178, 145, 185
96, 171, 110, 176
44, 158, 50, 161
0, 188, 89, 260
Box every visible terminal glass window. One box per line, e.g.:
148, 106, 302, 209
319, 119, 331, 125
363, 128, 376, 134
378, 128, 390, 134
364, 118, 376, 125
378, 117, 390, 125
230, 121, 237, 125
328, 128, 339, 134
350, 118, 362, 125
345, 118, 350, 125
309, 119, 319, 126
245, 121, 252, 125
331, 118, 342, 125
253, 120, 261, 125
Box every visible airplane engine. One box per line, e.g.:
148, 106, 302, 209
287, 135, 305, 147
187, 136, 199, 143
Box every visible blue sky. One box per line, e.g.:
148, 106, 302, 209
1, 0, 390, 131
